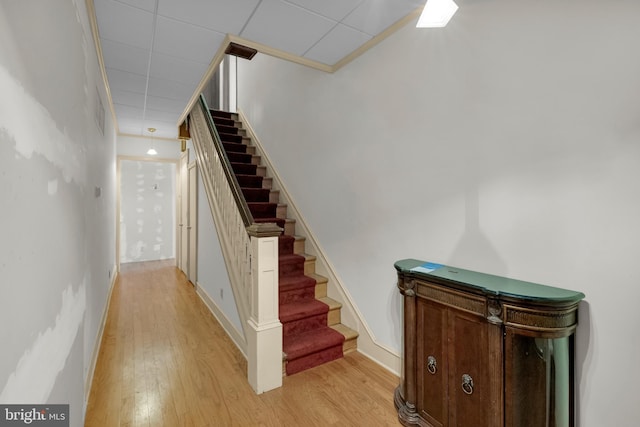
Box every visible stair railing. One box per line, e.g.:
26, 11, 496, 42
188, 94, 283, 394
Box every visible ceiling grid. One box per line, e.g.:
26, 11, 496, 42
93, 0, 425, 138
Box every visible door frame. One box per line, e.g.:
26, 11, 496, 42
178, 150, 189, 273
187, 161, 198, 284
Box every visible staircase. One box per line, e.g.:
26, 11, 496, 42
209, 109, 358, 375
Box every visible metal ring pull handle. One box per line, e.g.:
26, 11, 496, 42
427, 356, 437, 374
462, 374, 474, 395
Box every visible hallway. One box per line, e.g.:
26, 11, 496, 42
85, 260, 400, 426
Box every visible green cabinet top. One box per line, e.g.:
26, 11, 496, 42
395, 259, 585, 305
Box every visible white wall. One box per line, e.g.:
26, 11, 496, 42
120, 160, 176, 263
0, 1, 116, 425
196, 174, 243, 333
237, 0, 640, 424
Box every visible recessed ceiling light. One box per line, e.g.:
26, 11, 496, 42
417, 0, 459, 28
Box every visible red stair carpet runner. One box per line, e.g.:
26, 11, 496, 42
209, 109, 345, 375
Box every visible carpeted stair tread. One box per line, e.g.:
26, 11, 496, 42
231, 162, 257, 175
282, 312, 328, 337
280, 298, 329, 325
216, 124, 238, 135
284, 344, 343, 375
242, 188, 271, 202
279, 235, 295, 254
211, 116, 235, 127
226, 151, 252, 164
279, 253, 305, 277
218, 133, 243, 143
223, 142, 247, 153
279, 275, 317, 305
235, 174, 263, 188
247, 202, 277, 218
210, 109, 234, 119
279, 274, 316, 292
283, 327, 345, 360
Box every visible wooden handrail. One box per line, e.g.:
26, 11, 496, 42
197, 95, 254, 226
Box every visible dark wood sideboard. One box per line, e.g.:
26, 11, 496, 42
394, 259, 585, 427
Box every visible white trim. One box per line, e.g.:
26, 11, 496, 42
84, 265, 118, 402
85, 0, 118, 133
177, 150, 189, 271
247, 235, 282, 393
187, 161, 198, 283
237, 110, 402, 375
195, 282, 247, 358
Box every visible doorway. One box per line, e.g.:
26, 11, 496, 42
118, 158, 177, 265
177, 150, 197, 284
202, 54, 237, 112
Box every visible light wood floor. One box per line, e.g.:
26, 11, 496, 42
85, 260, 401, 426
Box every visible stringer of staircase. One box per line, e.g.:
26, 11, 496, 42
209, 109, 358, 375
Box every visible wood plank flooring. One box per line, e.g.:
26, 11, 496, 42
85, 260, 401, 426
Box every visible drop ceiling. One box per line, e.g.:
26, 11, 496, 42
92, 0, 425, 139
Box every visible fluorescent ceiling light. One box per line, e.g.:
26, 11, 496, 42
417, 0, 459, 28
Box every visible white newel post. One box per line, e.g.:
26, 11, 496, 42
246, 224, 283, 394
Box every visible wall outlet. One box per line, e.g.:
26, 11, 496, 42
220, 289, 223, 300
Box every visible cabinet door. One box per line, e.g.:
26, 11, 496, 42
417, 298, 448, 427
447, 309, 491, 426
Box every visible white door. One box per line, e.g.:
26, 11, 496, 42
187, 163, 198, 283
179, 151, 188, 274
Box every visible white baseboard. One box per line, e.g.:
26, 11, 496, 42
195, 282, 247, 359
84, 264, 118, 401
357, 342, 401, 377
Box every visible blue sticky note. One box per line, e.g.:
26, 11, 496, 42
410, 262, 444, 274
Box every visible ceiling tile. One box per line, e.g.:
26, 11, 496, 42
283, 0, 362, 21
114, 104, 144, 120
149, 52, 209, 86
242, 0, 336, 56
147, 76, 196, 101
144, 108, 180, 123
113, 0, 157, 13
343, 0, 421, 35
117, 118, 144, 135
101, 39, 149, 75
153, 16, 226, 64
94, 0, 426, 138
157, 0, 260, 34
146, 95, 188, 114
94, 0, 154, 49
110, 89, 146, 109
305, 24, 372, 65
105, 68, 147, 94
